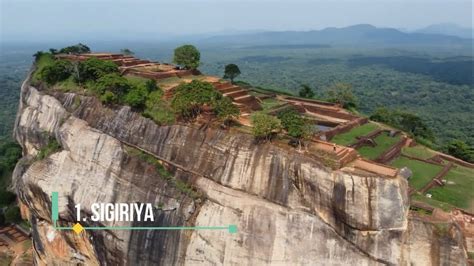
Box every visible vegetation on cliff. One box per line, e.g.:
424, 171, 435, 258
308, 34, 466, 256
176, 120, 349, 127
0, 140, 22, 225
277, 108, 314, 147
250, 112, 281, 142
32, 51, 175, 126
173, 44, 200, 70
223, 63, 241, 84
126, 147, 202, 199
36, 137, 61, 160
171, 80, 239, 123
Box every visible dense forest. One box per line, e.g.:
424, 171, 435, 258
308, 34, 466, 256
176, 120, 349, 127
0, 43, 472, 160
198, 46, 474, 150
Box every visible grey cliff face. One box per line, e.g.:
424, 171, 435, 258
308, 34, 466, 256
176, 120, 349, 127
12, 76, 467, 265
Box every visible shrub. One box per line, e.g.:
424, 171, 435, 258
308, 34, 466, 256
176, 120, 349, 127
124, 85, 149, 109
100, 91, 118, 104
39, 60, 73, 85
278, 109, 315, 143
37, 138, 61, 160
173, 45, 200, 70
77, 58, 119, 83
92, 73, 130, 96
143, 91, 175, 125
33, 51, 44, 62
326, 82, 357, 108
213, 97, 240, 125
251, 112, 281, 142
145, 79, 158, 93
59, 43, 91, 54
171, 80, 221, 120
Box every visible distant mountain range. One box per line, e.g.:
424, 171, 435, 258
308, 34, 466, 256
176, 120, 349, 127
202, 24, 473, 48
414, 23, 473, 39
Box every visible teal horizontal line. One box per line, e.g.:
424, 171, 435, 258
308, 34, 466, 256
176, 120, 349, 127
54, 225, 238, 233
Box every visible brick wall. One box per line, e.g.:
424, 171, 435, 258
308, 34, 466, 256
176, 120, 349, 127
303, 105, 359, 121
319, 117, 369, 141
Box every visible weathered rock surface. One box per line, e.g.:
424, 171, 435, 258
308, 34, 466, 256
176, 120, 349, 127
12, 77, 468, 265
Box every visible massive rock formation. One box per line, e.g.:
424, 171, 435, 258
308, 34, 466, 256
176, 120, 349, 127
12, 75, 467, 265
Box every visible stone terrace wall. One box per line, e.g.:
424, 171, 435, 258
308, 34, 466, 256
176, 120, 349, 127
283, 96, 340, 107
304, 105, 359, 121
434, 154, 474, 169
319, 117, 369, 141
375, 137, 408, 164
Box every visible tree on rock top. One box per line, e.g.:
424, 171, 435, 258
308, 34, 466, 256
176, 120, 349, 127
171, 80, 220, 119
298, 84, 315, 98
173, 45, 200, 70
59, 43, 91, 54
277, 108, 315, 149
214, 97, 240, 126
251, 112, 281, 143
223, 64, 241, 84
326, 82, 357, 109
121, 48, 134, 55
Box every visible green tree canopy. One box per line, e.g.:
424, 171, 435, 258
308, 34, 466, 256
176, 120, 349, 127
39, 60, 73, 85
213, 97, 240, 125
370, 107, 434, 141
298, 84, 315, 98
77, 58, 119, 83
326, 82, 357, 108
59, 43, 91, 54
93, 73, 131, 99
445, 140, 474, 163
278, 109, 314, 139
143, 90, 175, 125
173, 45, 200, 70
124, 85, 149, 109
171, 80, 221, 119
251, 112, 281, 142
33, 51, 44, 62
223, 64, 241, 83
120, 48, 134, 55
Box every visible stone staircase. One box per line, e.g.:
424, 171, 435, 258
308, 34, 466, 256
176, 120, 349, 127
212, 82, 262, 112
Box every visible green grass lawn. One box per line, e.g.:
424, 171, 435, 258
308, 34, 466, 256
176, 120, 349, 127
331, 123, 379, 146
55, 76, 83, 92
391, 156, 443, 190
427, 165, 474, 211
358, 132, 400, 160
402, 145, 436, 160
411, 193, 456, 212
261, 98, 285, 111
155, 76, 184, 88
126, 75, 151, 87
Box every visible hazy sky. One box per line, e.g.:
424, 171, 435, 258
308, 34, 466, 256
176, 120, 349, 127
1, 0, 472, 42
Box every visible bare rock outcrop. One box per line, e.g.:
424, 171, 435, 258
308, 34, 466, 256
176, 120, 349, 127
12, 77, 468, 265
